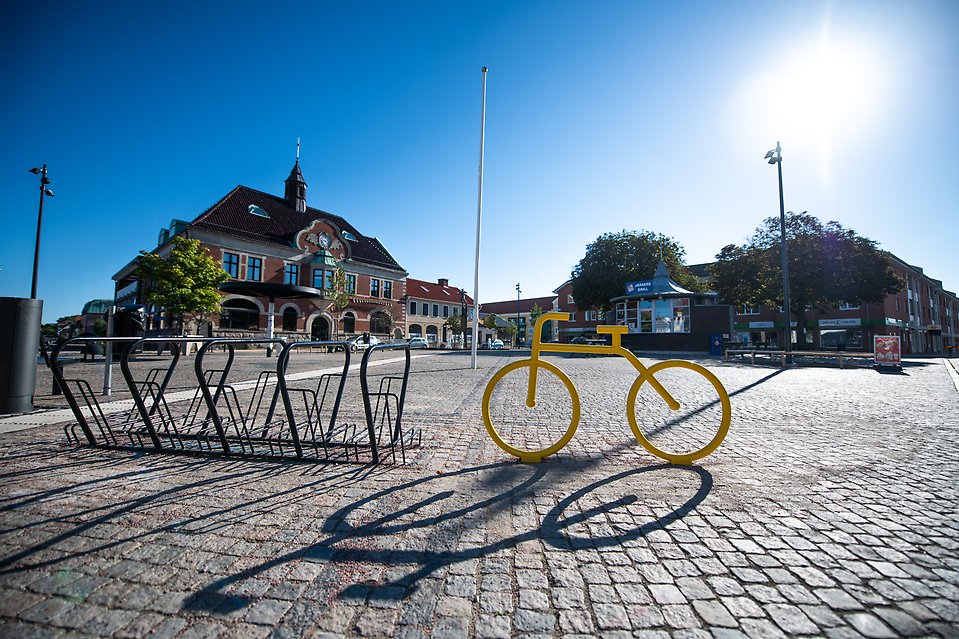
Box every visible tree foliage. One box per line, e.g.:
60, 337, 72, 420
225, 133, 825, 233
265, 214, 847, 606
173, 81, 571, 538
136, 237, 228, 327
482, 314, 498, 330
571, 230, 703, 312
329, 267, 353, 336
709, 212, 902, 340
444, 313, 464, 334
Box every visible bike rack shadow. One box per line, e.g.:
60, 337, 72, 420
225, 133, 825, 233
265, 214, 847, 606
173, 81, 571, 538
182, 459, 712, 612
51, 336, 419, 465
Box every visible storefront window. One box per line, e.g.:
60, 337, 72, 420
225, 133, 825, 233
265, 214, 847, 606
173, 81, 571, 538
618, 298, 691, 334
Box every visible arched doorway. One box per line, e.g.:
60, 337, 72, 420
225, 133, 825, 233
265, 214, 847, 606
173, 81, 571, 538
220, 299, 260, 330
369, 310, 391, 335
282, 307, 299, 332
409, 324, 423, 337
426, 325, 439, 345
311, 316, 331, 341
343, 311, 356, 334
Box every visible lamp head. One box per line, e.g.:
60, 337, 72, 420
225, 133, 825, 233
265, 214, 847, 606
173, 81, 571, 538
764, 150, 774, 159
44, 189, 54, 197
29, 167, 41, 174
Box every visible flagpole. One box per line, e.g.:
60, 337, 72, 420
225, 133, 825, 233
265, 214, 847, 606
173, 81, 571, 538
471, 66, 488, 369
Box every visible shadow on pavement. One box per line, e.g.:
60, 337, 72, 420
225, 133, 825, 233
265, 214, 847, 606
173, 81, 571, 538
182, 459, 712, 611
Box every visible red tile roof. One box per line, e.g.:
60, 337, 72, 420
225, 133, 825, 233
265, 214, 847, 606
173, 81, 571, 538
480, 296, 557, 315
189, 185, 405, 272
405, 278, 473, 304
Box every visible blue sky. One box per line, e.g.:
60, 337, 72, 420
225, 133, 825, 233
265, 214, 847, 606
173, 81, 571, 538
2, 0, 956, 323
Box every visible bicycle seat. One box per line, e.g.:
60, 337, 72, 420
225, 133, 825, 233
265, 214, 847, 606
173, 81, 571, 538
596, 325, 628, 336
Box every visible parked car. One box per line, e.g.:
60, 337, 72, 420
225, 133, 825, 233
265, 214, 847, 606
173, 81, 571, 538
407, 337, 429, 349
490, 339, 505, 349
349, 334, 379, 351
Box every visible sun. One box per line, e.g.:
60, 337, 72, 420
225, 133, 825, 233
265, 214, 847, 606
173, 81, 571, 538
730, 24, 885, 178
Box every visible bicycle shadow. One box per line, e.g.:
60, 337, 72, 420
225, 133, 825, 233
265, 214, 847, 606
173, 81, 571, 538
182, 459, 712, 612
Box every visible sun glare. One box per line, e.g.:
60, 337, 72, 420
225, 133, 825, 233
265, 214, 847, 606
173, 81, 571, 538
729, 23, 886, 183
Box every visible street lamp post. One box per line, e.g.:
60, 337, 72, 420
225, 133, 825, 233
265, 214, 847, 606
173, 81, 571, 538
515, 283, 521, 348
765, 142, 792, 360
28, 165, 54, 299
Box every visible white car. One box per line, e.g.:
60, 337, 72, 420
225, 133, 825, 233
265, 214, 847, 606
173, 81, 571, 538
490, 339, 505, 349
349, 334, 379, 351
407, 337, 429, 349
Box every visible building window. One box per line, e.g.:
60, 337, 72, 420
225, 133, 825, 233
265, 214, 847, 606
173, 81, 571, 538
326, 270, 335, 290
343, 312, 356, 333
313, 269, 324, 289
838, 301, 860, 310
443, 305, 449, 318
617, 298, 690, 334
410, 301, 417, 315
569, 312, 576, 321
284, 263, 299, 286
383, 281, 392, 299
247, 257, 263, 282
346, 274, 356, 294
740, 305, 760, 315
433, 304, 439, 317
371, 279, 381, 298
223, 252, 239, 278
370, 310, 390, 334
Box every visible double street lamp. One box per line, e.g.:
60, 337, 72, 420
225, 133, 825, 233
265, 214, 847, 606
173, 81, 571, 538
29, 165, 54, 299
764, 142, 792, 358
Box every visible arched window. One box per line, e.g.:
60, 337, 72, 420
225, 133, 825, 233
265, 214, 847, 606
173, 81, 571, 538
409, 324, 422, 337
282, 307, 298, 332
343, 312, 356, 334
369, 311, 391, 335
426, 325, 439, 344
220, 299, 260, 330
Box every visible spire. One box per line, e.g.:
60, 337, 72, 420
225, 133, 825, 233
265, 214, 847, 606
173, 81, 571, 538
284, 140, 307, 212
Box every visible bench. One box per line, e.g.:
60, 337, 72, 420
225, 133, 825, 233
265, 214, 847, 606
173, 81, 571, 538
724, 349, 874, 369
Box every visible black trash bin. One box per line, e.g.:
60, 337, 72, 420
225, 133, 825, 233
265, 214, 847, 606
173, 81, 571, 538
0, 297, 43, 414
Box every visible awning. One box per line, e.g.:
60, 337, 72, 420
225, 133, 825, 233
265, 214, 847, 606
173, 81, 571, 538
220, 281, 323, 300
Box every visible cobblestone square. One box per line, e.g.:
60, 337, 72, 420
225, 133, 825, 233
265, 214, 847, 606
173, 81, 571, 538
1, 351, 957, 637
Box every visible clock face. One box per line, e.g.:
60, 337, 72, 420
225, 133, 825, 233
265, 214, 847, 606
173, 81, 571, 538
318, 232, 332, 249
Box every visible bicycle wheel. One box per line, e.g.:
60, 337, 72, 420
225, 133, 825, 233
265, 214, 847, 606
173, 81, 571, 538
482, 359, 580, 462
626, 360, 730, 465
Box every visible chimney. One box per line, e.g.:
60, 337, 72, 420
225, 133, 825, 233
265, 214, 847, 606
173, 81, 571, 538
438, 278, 449, 287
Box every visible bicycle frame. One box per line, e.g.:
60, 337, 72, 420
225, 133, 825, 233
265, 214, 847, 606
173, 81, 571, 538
525, 312, 680, 411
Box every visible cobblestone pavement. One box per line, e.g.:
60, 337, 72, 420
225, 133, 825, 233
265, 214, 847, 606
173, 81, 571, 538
1, 351, 958, 638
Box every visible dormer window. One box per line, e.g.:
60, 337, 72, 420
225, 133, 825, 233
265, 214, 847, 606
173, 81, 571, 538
341, 230, 357, 241
248, 205, 270, 218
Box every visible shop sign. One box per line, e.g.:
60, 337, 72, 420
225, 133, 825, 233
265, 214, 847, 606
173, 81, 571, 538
748, 321, 776, 329
819, 318, 861, 328
885, 317, 905, 327
874, 335, 901, 366
625, 280, 653, 295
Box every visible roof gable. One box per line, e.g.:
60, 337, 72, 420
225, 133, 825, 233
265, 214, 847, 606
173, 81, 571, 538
189, 185, 405, 272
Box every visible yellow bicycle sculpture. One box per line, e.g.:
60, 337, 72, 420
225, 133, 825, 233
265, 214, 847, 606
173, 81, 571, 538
482, 312, 731, 465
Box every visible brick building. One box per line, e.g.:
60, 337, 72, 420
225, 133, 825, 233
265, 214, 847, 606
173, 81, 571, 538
404, 277, 473, 347
722, 252, 959, 354
113, 161, 408, 342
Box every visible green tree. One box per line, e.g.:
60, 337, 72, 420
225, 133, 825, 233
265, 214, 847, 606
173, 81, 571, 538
329, 267, 353, 337
500, 321, 519, 347
482, 314, 498, 330
571, 230, 703, 312
136, 237, 229, 331
528, 303, 549, 342
709, 212, 902, 345
93, 318, 108, 337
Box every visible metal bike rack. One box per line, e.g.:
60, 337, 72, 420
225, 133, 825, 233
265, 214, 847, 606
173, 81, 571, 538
53, 335, 419, 465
